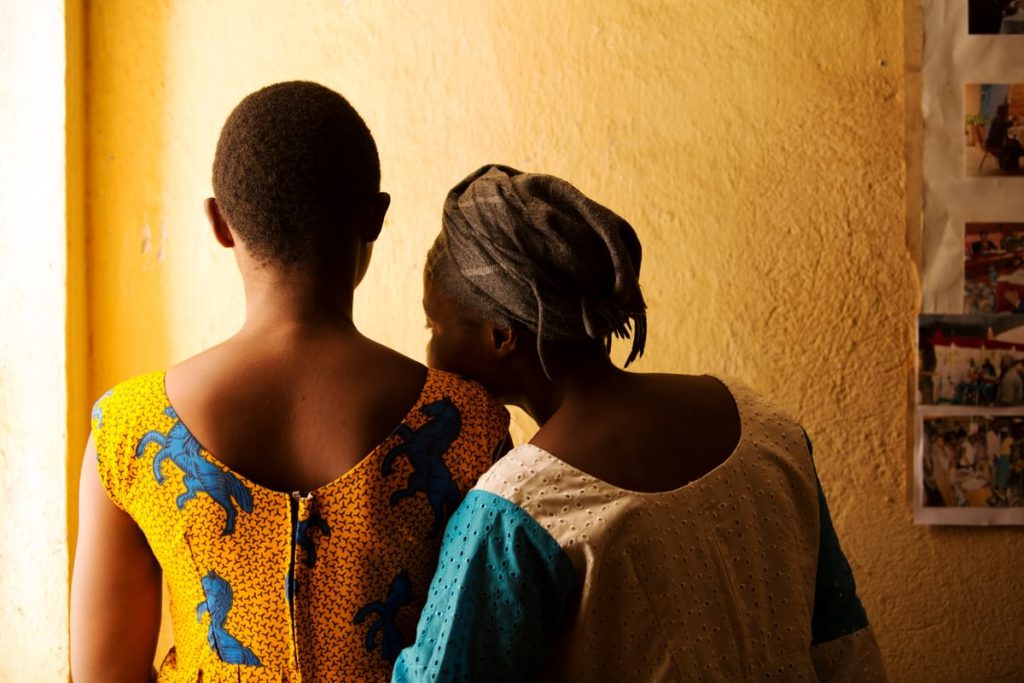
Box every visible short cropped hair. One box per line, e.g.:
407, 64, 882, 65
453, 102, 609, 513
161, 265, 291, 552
212, 81, 380, 265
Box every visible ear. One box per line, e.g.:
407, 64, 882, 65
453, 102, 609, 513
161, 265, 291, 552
361, 192, 390, 243
205, 197, 234, 248
488, 322, 519, 357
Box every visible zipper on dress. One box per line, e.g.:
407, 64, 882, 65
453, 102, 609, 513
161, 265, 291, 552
288, 490, 314, 675
287, 491, 301, 667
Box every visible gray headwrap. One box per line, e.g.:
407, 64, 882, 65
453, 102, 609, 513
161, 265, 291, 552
438, 165, 647, 376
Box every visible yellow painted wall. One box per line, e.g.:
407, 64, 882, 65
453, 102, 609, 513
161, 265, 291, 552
79, 1, 1023, 680
0, 1, 72, 680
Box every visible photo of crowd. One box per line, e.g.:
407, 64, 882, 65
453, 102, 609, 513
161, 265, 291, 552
963, 222, 1024, 313
919, 314, 1024, 406
964, 84, 1023, 176
922, 415, 1024, 508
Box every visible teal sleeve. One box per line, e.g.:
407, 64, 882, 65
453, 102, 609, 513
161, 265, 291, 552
392, 490, 578, 683
803, 431, 870, 645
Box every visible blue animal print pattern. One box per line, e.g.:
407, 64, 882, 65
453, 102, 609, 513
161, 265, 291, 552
382, 397, 463, 537
91, 389, 113, 431
135, 406, 254, 536
353, 570, 413, 663
93, 369, 510, 679
196, 570, 262, 667
296, 512, 331, 568
287, 511, 332, 604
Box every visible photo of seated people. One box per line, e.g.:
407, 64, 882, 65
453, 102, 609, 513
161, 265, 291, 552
964, 222, 1024, 314
922, 415, 1024, 509
919, 315, 1024, 406
964, 84, 1023, 176
968, 0, 1024, 34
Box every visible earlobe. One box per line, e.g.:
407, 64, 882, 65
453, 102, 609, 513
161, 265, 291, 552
205, 198, 235, 249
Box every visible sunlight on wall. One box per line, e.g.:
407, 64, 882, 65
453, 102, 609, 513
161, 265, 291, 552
0, 1, 71, 679
81, 1, 1022, 680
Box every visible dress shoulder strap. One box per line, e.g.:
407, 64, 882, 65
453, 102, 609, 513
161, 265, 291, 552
91, 370, 169, 513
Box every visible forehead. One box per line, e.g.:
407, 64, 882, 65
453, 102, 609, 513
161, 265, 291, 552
424, 276, 474, 323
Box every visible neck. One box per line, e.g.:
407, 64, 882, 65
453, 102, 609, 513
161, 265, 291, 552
514, 346, 626, 425
239, 263, 358, 337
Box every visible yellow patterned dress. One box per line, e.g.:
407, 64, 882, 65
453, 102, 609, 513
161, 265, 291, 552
91, 368, 509, 682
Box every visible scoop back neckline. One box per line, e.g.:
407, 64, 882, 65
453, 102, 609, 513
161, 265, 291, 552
156, 366, 440, 498
518, 374, 746, 498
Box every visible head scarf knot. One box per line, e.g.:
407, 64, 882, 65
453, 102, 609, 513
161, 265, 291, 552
440, 165, 647, 374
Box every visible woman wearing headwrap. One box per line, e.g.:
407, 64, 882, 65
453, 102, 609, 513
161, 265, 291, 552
392, 166, 886, 682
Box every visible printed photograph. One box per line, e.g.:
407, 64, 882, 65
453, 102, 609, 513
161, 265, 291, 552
968, 0, 1024, 34
964, 84, 1023, 176
918, 314, 1024, 406
921, 414, 1024, 509
964, 222, 1024, 313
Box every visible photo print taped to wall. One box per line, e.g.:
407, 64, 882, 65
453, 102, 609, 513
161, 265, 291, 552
918, 3, 1024, 524
967, 0, 1024, 35
916, 315, 1024, 524
917, 412, 1024, 524
963, 222, 1024, 314
963, 83, 1024, 178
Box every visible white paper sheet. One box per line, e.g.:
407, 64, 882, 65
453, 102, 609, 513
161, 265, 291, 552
917, 0, 1024, 524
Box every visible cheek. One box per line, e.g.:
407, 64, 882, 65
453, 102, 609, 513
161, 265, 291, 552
426, 328, 482, 378
426, 329, 462, 372
425, 331, 445, 369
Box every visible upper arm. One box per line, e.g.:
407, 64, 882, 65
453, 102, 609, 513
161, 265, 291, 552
71, 433, 162, 683
802, 430, 888, 681
392, 490, 577, 683
802, 430, 869, 644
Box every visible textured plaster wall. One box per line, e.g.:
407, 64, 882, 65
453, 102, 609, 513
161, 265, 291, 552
0, 1, 71, 679
81, 1, 1023, 681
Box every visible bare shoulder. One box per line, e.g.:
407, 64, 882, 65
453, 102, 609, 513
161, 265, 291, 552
541, 373, 739, 444
621, 372, 742, 455
162, 332, 430, 491
167, 333, 426, 408
354, 336, 429, 390
532, 372, 742, 493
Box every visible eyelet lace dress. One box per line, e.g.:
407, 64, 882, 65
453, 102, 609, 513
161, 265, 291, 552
393, 377, 886, 682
